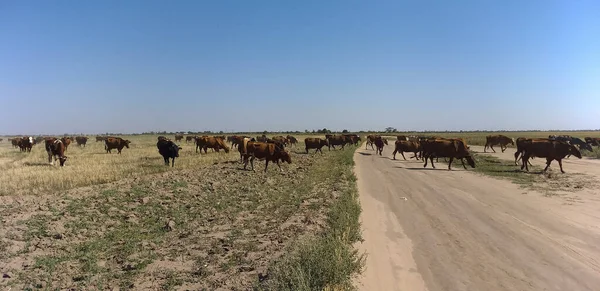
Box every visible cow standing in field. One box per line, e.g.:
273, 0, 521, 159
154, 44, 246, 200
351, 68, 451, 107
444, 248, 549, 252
520, 139, 581, 173
157, 139, 182, 167
374, 136, 387, 155
584, 137, 600, 147
422, 138, 475, 170
305, 137, 329, 154
343, 134, 361, 146
240, 141, 292, 172
393, 140, 421, 160
286, 135, 298, 147
45, 138, 68, 166
75, 136, 88, 147
366, 135, 382, 150
185, 136, 194, 143
105, 137, 131, 154
18, 137, 34, 152
484, 135, 514, 153
327, 135, 349, 150
195, 136, 229, 154
271, 136, 288, 147
96, 136, 106, 142
11, 138, 21, 148
174, 134, 184, 142
61, 137, 72, 151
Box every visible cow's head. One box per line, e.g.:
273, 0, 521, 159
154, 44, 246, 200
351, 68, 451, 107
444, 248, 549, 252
124, 140, 131, 148
279, 151, 292, 164
510, 138, 515, 145
59, 156, 68, 166
580, 142, 593, 152
465, 155, 476, 168
569, 144, 582, 159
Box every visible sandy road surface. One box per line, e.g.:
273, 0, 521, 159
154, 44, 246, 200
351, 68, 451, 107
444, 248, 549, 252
355, 145, 600, 291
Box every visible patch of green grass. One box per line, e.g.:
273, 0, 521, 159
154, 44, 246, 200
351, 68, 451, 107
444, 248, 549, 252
472, 154, 539, 187
259, 146, 365, 290
581, 147, 600, 159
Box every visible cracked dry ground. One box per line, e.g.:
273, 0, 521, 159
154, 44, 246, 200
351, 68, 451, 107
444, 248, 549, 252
0, 150, 352, 290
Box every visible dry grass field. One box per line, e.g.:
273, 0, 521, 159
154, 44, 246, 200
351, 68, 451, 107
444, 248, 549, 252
0, 134, 363, 290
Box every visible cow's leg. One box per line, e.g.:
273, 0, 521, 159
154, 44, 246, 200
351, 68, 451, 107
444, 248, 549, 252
392, 149, 397, 160
401, 152, 407, 160
250, 156, 255, 171
423, 154, 429, 168
305, 147, 309, 154
558, 159, 565, 173
501, 145, 506, 153
543, 158, 552, 172
370, 143, 375, 150
172, 157, 175, 167
490, 145, 496, 153
48, 152, 53, 165
164, 157, 169, 165
276, 160, 284, 172
264, 159, 269, 172
448, 157, 454, 170
430, 156, 436, 169
484, 143, 488, 153
365, 142, 368, 150
514, 151, 521, 166
460, 158, 467, 169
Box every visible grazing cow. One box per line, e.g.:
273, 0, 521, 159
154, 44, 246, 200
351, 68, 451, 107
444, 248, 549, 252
185, 136, 194, 143
520, 139, 581, 173
343, 134, 361, 146
584, 137, 600, 147
305, 137, 329, 154
18, 137, 34, 152
393, 140, 421, 160
286, 135, 298, 147
45, 138, 68, 166
327, 135, 349, 150
157, 139, 181, 167
96, 136, 106, 142
195, 136, 230, 154
484, 135, 514, 153
271, 136, 288, 147
241, 141, 292, 172
75, 136, 88, 147
174, 134, 184, 142
422, 138, 475, 170
61, 137, 72, 151
105, 137, 131, 154
374, 136, 388, 155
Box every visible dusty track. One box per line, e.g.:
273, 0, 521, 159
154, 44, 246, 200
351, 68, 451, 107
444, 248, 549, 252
355, 145, 600, 291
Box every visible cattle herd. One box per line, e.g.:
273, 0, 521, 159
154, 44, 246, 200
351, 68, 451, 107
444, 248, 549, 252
3, 133, 600, 173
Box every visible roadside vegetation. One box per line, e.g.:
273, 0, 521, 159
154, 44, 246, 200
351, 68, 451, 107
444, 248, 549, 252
0, 136, 364, 290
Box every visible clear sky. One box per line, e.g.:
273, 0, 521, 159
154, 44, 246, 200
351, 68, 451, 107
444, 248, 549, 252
1, 0, 599, 135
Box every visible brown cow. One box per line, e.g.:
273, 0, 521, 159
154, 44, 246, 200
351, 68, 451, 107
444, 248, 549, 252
185, 136, 194, 143
61, 137, 72, 151
195, 136, 230, 154
286, 135, 298, 147
392, 140, 421, 160
305, 137, 329, 154
520, 139, 581, 173
365, 135, 380, 150
75, 136, 88, 147
396, 135, 409, 141
484, 135, 514, 153
422, 138, 475, 170
327, 135, 349, 150
105, 137, 131, 154
271, 136, 288, 147
174, 134, 184, 142
585, 137, 600, 147
18, 137, 34, 152
45, 138, 68, 166
11, 138, 21, 148
256, 135, 268, 142
241, 141, 292, 172
96, 136, 106, 142
374, 136, 388, 155
343, 134, 361, 146
513, 137, 544, 166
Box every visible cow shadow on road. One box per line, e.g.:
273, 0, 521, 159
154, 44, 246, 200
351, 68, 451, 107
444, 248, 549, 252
358, 152, 372, 156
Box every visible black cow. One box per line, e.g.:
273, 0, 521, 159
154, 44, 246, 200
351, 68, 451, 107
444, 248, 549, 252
157, 139, 182, 167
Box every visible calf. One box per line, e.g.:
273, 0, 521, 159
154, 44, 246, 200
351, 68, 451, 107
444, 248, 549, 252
305, 137, 329, 154
45, 138, 68, 166
422, 139, 475, 170
241, 141, 292, 172
521, 139, 581, 173
157, 139, 182, 167
392, 140, 421, 160
195, 136, 230, 154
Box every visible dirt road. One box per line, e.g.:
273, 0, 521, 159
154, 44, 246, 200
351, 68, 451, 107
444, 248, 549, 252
354, 146, 600, 291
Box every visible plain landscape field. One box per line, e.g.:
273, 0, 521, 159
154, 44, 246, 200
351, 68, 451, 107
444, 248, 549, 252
1, 130, 599, 290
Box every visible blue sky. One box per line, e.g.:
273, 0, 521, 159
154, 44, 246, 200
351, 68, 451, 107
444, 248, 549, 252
1, 0, 599, 134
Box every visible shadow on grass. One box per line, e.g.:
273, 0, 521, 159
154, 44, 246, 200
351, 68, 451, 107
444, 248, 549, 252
23, 162, 53, 167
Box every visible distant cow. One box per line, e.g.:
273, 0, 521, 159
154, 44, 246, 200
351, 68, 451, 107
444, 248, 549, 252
11, 138, 21, 148
18, 137, 34, 152
584, 137, 600, 147
422, 138, 475, 170
157, 139, 182, 167
185, 136, 194, 143
392, 140, 421, 160
45, 138, 68, 166
343, 134, 361, 146
256, 135, 268, 142
195, 136, 230, 154
365, 135, 379, 150
484, 135, 514, 153
105, 137, 131, 154
286, 135, 298, 147
374, 136, 387, 155
327, 135, 349, 150
96, 136, 106, 142
174, 134, 184, 142
61, 137, 72, 151
520, 139, 581, 173
240, 141, 292, 172
271, 136, 288, 147
75, 136, 88, 147
550, 135, 594, 153
305, 137, 329, 154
